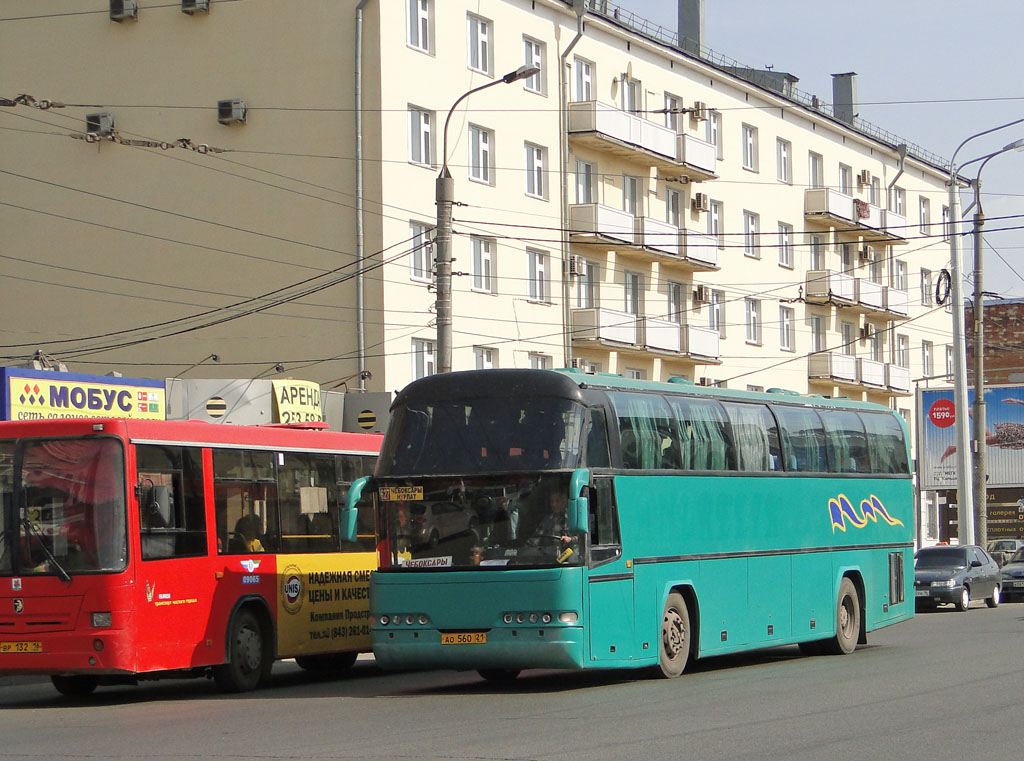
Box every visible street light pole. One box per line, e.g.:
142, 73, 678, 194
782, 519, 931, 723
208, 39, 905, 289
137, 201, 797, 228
434, 64, 541, 374
945, 118, 1024, 544
961, 138, 1024, 547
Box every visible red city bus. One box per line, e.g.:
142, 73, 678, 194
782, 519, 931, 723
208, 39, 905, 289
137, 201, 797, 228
0, 417, 382, 696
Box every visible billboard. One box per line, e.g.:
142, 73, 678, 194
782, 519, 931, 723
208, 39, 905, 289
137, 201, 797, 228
1, 368, 165, 421
919, 385, 1024, 490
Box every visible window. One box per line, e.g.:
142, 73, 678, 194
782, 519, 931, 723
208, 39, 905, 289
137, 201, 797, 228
626, 368, 646, 381
778, 222, 793, 267
745, 298, 761, 344
412, 338, 435, 379
841, 321, 855, 356
922, 340, 934, 377
895, 334, 909, 367
474, 346, 496, 370
894, 259, 907, 291
666, 187, 680, 228
408, 106, 433, 167
467, 14, 491, 75
893, 186, 905, 215
664, 93, 681, 132
623, 175, 641, 215
741, 124, 758, 171
409, 221, 434, 282
576, 259, 598, 308
525, 142, 546, 199
469, 125, 493, 184
945, 345, 954, 379
870, 329, 883, 362
811, 314, 825, 353
919, 196, 931, 235
527, 248, 548, 302
743, 211, 759, 258
573, 57, 593, 102
667, 281, 683, 323
721, 402, 781, 472
471, 236, 495, 292
708, 200, 723, 247
523, 37, 544, 94
839, 164, 852, 195
624, 271, 642, 315
708, 289, 724, 335
869, 176, 881, 207
920, 268, 933, 306
809, 234, 825, 270
213, 448, 278, 555
808, 152, 823, 189
779, 306, 794, 351
407, 0, 432, 53
137, 445, 205, 560
706, 110, 722, 159
623, 78, 642, 114
575, 159, 594, 204
942, 205, 951, 241
529, 353, 552, 370
776, 138, 791, 183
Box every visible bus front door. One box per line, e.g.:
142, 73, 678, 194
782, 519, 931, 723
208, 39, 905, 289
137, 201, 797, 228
586, 478, 635, 664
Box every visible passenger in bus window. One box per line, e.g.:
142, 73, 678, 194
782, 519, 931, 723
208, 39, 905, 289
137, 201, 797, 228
233, 514, 265, 553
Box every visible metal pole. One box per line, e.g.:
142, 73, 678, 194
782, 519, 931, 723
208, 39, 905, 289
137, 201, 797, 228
971, 189, 987, 547
435, 169, 455, 374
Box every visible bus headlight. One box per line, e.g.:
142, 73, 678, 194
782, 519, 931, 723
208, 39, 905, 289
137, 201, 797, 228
91, 612, 112, 628
558, 612, 579, 624
379, 615, 391, 626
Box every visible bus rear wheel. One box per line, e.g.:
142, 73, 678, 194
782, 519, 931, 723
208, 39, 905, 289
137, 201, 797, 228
657, 591, 691, 678
51, 675, 99, 698
826, 577, 860, 655
215, 609, 269, 692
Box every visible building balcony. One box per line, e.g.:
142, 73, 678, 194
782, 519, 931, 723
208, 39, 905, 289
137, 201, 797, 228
569, 204, 718, 271
806, 191, 908, 244
808, 352, 911, 395
805, 270, 856, 305
571, 308, 721, 362
856, 201, 907, 244
885, 286, 909, 317
682, 230, 719, 268
856, 278, 886, 312
568, 101, 717, 180
805, 188, 854, 225
882, 209, 908, 242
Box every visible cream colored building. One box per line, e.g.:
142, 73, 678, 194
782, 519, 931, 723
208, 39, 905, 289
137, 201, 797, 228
1, 0, 953, 429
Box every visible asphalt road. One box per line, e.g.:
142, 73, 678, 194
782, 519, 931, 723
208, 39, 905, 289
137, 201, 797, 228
2, 600, 1022, 761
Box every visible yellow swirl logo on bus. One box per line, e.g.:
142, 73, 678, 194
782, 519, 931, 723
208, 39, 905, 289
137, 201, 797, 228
829, 494, 904, 533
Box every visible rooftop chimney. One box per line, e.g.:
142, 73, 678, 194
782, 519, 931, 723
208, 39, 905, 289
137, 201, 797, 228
831, 72, 858, 126
678, 0, 705, 57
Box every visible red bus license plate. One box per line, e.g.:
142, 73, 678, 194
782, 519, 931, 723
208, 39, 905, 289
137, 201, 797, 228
441, 632, 486, 645
0, 641, 42, 654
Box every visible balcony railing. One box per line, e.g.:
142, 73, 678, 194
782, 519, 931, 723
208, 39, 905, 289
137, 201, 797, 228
809, 352, 911, 395
683, 230, 719, 267
641, 316, 682, 352
571, 307, 637, 345
882, 209, 908, 241
808, 352, 858, 384
568, 203, 636, 245
635, 216, 681, 256
676, 133, 717, 175
568, 100, 676, 161
858, 358, 886, 388
856, 279, 885, 311
885, 287, 909, 317
887, 364, 911, 394
572, 309, 721, 361
805, 188, 854, 223
805, 270, 855, 304
683, 325, 721, 359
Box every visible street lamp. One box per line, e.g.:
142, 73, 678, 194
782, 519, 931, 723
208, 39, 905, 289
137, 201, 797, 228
945, 117, 1024, 544
959, 137, 1024, 546
434, 64, 541, 374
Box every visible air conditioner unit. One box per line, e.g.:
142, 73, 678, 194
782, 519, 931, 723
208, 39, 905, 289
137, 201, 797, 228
858, 169, 872, 187
693, 284, 710, 303
858, 247, 872, 263
571, 358, 581, 369
690, 101, 708, 121
109, 0, 138, 21
691, 192, 710, 212
85, 112, 115, 136
217, 99, 247, 125
859, 324, 874, 340
182, 0, 210, 13
698, 377, 713, 386
567, 256, 583, 277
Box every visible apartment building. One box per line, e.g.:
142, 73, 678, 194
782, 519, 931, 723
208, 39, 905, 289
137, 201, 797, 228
1, 0, 953, 425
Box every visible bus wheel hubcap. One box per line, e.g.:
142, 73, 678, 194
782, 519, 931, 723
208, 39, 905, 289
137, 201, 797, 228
238, 627, 261, 671
663, 609, 686, 657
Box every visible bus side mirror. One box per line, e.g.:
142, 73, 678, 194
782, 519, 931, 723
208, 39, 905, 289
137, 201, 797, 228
342, 476, 373, 544
568, 468, 590, 535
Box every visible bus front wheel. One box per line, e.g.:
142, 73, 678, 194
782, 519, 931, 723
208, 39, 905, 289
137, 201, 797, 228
657, 591, 691, 678
51, 675, 99, 698
827, 578, 860, 655
215, 609, 269, 692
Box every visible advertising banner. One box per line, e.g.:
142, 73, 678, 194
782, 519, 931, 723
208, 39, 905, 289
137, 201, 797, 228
920, 385, 1024, 490
2, 368, 165, 421
272, 379, 323, 424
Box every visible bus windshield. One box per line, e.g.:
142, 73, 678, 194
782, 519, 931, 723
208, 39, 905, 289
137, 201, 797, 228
14, 437, 127, 575
378, 397, 585, 476
377, 473, 583, 570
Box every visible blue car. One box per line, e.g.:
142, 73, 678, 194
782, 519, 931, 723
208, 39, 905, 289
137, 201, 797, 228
914, 545, 1001, 611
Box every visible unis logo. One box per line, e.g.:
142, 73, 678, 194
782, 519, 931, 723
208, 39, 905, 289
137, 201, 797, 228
280, 564, 303, 616
829, 494, 904, 533
240, 559, 261, 573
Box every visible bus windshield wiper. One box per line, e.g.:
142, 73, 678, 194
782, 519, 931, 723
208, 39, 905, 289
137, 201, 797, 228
21, 518, 72, 582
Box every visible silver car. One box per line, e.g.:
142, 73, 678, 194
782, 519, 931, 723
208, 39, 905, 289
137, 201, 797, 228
914, 545, 1001, 611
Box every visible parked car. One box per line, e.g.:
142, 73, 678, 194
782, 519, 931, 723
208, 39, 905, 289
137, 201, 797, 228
1000, 548, 1024, 601
914, 545, 1001, 611
986, 538, 1024, 566
408, 502, 477, 548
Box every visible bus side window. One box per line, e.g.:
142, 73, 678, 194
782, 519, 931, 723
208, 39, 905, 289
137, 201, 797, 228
585, 408, 611, 468
588, 478, 621, 566
136, 445, 206, 561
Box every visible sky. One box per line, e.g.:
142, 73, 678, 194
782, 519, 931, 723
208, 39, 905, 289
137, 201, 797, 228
635, 0, 1024, 300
